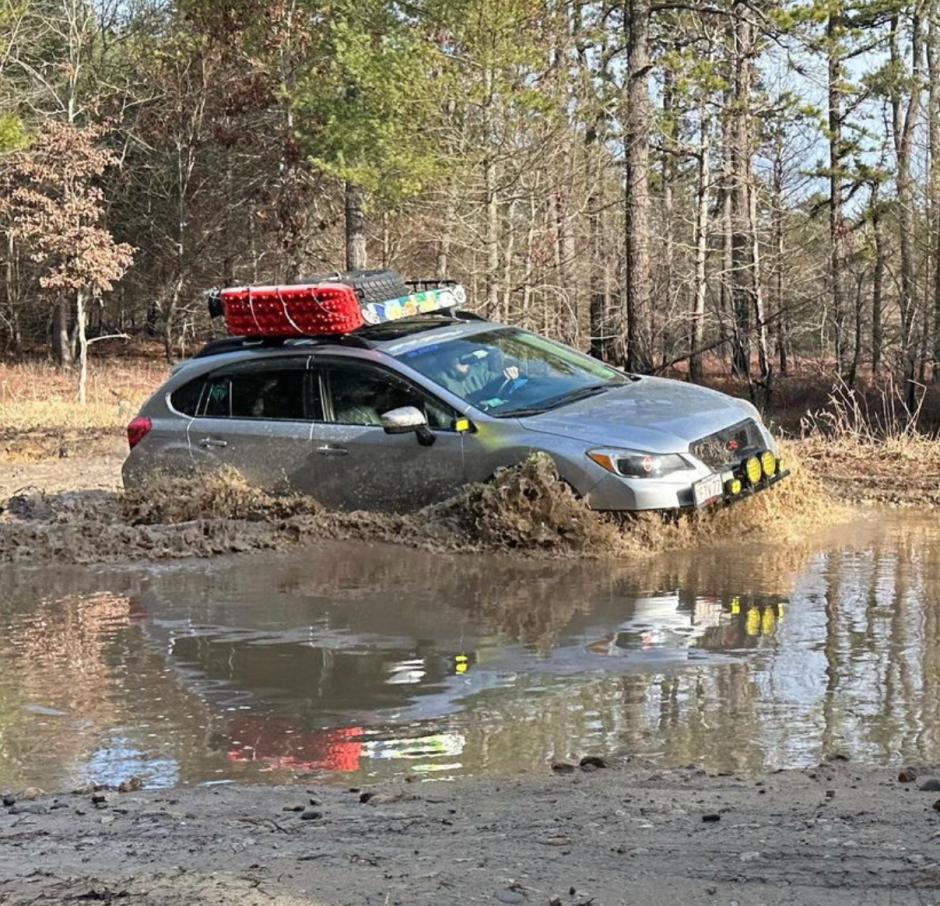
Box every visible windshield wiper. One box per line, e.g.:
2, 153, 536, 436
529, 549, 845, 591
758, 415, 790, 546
498, 383, 611, 418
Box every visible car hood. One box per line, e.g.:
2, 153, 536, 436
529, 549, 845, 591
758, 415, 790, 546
517, 377, 758, 453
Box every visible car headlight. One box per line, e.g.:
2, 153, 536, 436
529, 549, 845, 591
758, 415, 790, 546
587, 447, 695, 479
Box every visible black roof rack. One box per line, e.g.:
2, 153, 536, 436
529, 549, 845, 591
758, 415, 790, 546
192, 333, 373, 359
453, 309, 488, 322
193, 308, 491, 360
404, 277, 460, 292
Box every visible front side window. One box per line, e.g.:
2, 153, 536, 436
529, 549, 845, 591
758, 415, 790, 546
394, 327, 628, 416
201, 367, 321, 421
324, 363, 456, 429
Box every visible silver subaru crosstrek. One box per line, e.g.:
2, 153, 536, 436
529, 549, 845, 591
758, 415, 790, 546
123, 316, 787, 513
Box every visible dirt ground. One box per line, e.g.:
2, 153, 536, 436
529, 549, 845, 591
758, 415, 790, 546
0, 444, 125, 498
2, 759, 940, 906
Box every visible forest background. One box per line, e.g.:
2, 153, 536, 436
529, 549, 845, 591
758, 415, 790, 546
0, 0, 936, 430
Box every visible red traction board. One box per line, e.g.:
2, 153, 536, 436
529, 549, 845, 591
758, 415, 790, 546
219, 283, 364, 337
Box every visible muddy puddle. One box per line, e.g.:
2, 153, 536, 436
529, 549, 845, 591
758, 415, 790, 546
1, 509, 937, 792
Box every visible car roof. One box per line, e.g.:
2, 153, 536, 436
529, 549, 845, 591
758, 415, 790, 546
174, 318, 506, 377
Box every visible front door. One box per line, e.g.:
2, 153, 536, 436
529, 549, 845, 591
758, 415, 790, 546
309, 360, 466, 512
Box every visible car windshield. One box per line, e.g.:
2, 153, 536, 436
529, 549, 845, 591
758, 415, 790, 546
394, 327, 629, 416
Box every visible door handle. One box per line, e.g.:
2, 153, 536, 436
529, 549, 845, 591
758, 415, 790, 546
198, 437, 228, 449
316, 444, 348, 457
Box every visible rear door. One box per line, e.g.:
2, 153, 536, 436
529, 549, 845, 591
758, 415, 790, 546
186, 357, 322, 494
309, 359, 466, 512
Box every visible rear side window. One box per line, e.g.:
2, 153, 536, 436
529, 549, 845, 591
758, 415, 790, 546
201, 368, 321, 421
169, 378, 205, 416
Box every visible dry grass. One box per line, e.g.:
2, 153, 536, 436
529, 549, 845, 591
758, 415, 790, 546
793, 378, 940, 504
0, 358, 168, 436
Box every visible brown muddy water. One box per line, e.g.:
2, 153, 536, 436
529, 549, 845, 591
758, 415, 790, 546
1, 509, 938, 792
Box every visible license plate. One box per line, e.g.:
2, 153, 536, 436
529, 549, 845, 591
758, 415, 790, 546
693, 473, 723, 508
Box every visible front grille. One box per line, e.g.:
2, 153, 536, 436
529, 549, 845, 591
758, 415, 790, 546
690, 418, 763, 470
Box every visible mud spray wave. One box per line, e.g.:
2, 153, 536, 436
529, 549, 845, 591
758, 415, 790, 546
0, 442, 845, 565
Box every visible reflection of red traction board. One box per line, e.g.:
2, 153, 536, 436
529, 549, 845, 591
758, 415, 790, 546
218, 283, 364, 337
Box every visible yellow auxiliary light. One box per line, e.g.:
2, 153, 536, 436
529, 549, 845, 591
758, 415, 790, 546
746, 606, 761, 637
725, 478, 742, 496
745, 456, 762, 485
454, 418, 471, 434
761, 450, 776, 478
762, 607, 776, 635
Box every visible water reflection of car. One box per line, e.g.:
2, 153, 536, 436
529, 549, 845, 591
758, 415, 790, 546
123, 316, 787, 513
224, 715, 467, 775
225, 716, 364, 771
587, 592, 785, 655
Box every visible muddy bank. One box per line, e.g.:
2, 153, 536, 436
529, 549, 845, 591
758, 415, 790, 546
0, 448, 843, 565
2, 760, 939, 905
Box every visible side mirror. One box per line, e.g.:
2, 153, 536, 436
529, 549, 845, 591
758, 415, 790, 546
380, 406, 436, 447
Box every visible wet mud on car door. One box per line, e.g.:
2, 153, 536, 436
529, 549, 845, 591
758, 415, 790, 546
308, 424, 465, 511
312, 362, 466, 512
185, 361, 321, 494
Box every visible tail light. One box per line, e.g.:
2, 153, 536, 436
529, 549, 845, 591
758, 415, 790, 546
126, 416, 152, 450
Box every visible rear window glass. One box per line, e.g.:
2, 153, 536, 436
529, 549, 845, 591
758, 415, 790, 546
202, 369, 320, 420
169, 378, 204, 416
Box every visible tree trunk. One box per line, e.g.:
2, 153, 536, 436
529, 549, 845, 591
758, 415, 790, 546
76, 290, 88, 404
662, 59, 676, 365
588, 167, 607, 359
749, 163, 770, 383
872, 187, 885, 376
589, 177, 615, 361
381, 211, 390, 268
690, 109, 710, 383
890, 11, 924, 410
556, 165, 576, 343
437, 188, 454, 280
521, 195, 537, 329
772, 135, 788, 376
848, 273, 864, 388
484, 152, 499, 318
3, 232, 21, 354
344, 181, 368, 271
929, 10, 940, 378
502, 198, 517, 323
437, 98, 457, 281
623, 0, 653, 372
720, 174, 733, 370
52, 299, 72, 367
828, 7, 848, 374
163, 276, 183, 363
482, 62, 500, 318
729, 4, 754, 378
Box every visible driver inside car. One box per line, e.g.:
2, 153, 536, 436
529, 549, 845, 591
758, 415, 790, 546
437, 348, 520, 399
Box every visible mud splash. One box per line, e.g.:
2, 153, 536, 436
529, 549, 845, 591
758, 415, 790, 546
0, 445, 845, 565
619, 442, 846, 551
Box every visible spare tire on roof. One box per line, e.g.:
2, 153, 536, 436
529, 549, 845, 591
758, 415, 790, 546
290, 269, 409, 305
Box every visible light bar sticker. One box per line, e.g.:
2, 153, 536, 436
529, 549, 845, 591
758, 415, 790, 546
361, 288, 460, 325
